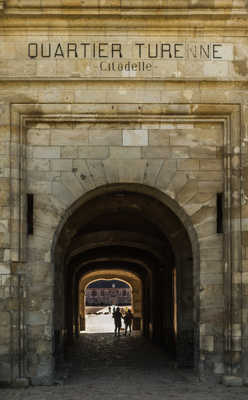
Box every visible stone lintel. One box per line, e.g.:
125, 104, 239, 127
4, 0, 248, 12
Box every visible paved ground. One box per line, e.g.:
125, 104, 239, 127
84, 311, 115, 333
1, 315, 248, 399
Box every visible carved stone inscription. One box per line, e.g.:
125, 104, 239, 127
28, 41, 230, 60
27, 41, 233, 76
0, 36, 235, 79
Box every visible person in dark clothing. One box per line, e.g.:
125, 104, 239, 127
113, 307, 122, 336
124, 309, 133, 336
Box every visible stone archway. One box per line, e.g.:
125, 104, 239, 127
80, 270, 142, 332
52, 183, 199, 368
8, 102, 228, 384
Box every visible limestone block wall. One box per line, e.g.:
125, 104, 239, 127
0, 0, 248, 386
15, 101, 223, 382
0, 274, 25, 384
0, 78, 246, 383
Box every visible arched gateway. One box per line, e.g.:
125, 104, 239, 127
1, 0, 248, 389
52, 184, 199, 371
3, 102, 240, 386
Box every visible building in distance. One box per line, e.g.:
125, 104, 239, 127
86, 280, 131, 306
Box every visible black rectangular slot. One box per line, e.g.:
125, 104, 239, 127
27, 193, 34, 235
217, 192, 223, 234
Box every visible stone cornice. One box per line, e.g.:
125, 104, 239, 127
4, 0, 248, 12
2, 0, 248, 16
0, 14, 248, 34
1, 1, 248, 33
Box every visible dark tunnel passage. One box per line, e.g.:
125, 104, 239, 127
53, 184, 199, 369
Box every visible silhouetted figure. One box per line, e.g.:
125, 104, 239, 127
113, 307, 122, 336
108, 306, 111, 314
124, 309, 133, 336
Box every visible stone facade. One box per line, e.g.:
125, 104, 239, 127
79, 270, 142, 332
0, 0, 248, 387
86, 286, 131, 306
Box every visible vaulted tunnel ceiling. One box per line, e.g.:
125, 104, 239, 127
55, 188, 192, 283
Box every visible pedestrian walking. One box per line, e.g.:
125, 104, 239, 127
124, 309, 133, 336
112, 306, 122, 336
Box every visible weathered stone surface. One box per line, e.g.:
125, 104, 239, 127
143, 160, 164, 186
123, 129, 148, 146
51, 159, 73, 171
156, 160, 177, 190
0, 264, 10, 274
200, 335, 214, 352
177, 180, 198, 205
27, 159, 50, 171
110, 146, 141, 159
142, 146, 170, 159
51, 129, 88, 146
61, 146, 78, 158
27, 129, 50, 146
222, 376, 243, 387
0, 362, 11, 383
148, 129, 170, 146
0, 0, 247, 388
32, 146, 60, 159
89, 130, 122, 146
13, 378, 29, 388
199, 160, 223, 170
78, 146, 109, 159
177, 159, 200, 170
51, 182, 76, 207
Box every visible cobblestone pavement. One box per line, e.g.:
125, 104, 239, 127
1, 317, 248, 400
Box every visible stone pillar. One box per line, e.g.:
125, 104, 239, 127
223, 107, 243, 385
240, 105, 248, 385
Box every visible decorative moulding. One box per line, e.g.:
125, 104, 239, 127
10, 102, 239, 263
3, 0, 248, 14
1, 1, 248, 32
